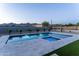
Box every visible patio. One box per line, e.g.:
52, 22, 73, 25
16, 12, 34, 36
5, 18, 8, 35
0, 32, 79, 56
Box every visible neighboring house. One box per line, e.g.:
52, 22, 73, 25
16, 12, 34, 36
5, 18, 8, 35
0, 23, 37, 34
52, 24, 79, 31
32, 24, 43, 27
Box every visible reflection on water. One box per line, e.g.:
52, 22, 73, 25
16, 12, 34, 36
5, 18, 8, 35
22, 35, 30, 39
39, 34, 43, 37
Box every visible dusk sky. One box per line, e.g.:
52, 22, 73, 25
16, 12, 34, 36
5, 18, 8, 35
0, 3, 79, 24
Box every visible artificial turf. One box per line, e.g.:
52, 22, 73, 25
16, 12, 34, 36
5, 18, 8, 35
44, 40, 79, 56
55, 40, 79, 56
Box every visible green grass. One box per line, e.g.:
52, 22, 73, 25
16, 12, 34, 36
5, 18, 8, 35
44, 40, 79, 56
55, 40, 79, 56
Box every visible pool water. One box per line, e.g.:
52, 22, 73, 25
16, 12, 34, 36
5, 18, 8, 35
42, 37, 60, 41
6, 32, 72, 44
51, 33, 72, 38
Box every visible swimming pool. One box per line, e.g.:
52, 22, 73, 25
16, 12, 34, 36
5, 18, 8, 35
6, 32, 72, 44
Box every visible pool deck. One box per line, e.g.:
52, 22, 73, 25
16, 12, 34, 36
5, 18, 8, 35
0, 32, 79, 56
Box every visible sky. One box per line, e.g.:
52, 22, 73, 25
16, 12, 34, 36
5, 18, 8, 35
0, 3, 79, 24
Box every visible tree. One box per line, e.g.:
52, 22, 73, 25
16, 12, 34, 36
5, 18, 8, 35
42, 21, 49, 27
67, 23, 74, 26
77, 22, 79, 26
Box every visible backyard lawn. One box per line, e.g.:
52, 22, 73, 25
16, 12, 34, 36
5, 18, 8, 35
55, 40, 79, 56
44, 40, 79, 56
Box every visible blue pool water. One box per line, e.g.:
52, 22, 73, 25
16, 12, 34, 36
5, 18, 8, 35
6, 32, 72, 44
51, 33, 72, 38
42, 37, 60, 41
